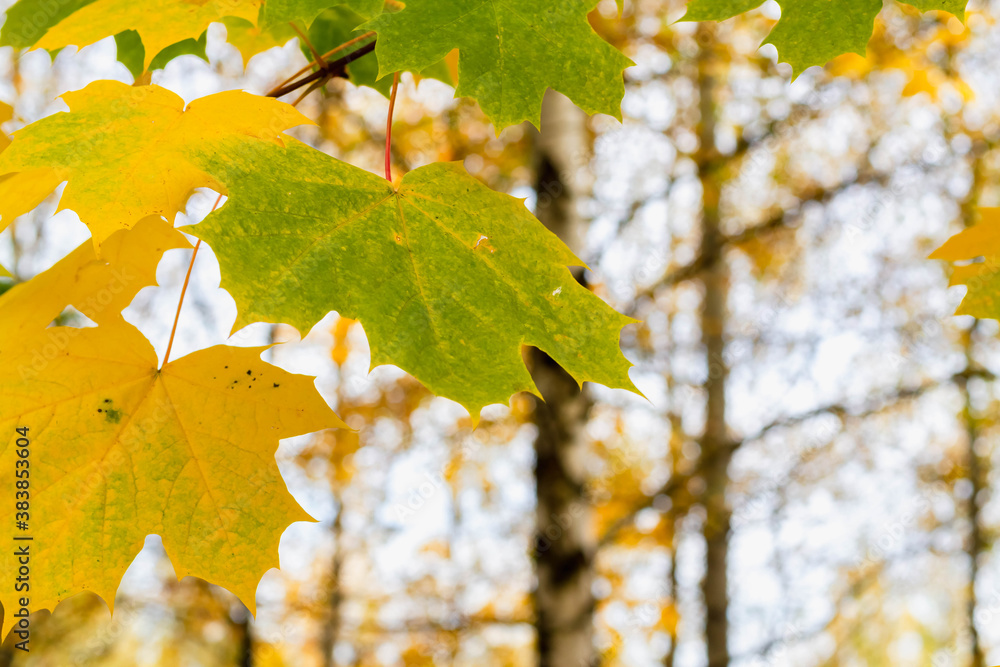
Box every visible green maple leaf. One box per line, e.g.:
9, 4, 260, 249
681, 0, 764, 22
903, 0, 966, 15
307, 7, 454, 97
680, 0, 967, 76
185, 139, 638, 419
261, 0, 383, 27
363, 0, 634, 131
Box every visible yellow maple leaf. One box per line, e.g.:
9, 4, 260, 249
0, 217, 189, 352
37, 0, 260, 69
0, 321, 345, 636
0, 101, 13, 152
0, 80, 311, 246
931, 208, 1000, 319
0, 170, 65, 229
930, 209, 1000, 262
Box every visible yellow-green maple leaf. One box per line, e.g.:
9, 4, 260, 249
0, 81, 310, 246
931, 208, 1000, 318
36, 0, 260, 69
0, 320, 345, 636
185, 138, 638, 420
0, 103, 59, 227
222, 17, 297, 66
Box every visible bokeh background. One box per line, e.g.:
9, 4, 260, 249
1, 0, 998, 665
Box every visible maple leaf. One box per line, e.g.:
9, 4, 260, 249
260, 0, 383, 28
0, 170, 65, 231
184, 139, 638, 419
0, 102, 12, 152
0, 0, 95, 49
681, 0, 764, 21
904, 0, 966, 14
0, 81, 310, 246
0, 0, 214, 76
0, 218, 188, 353
680, 0, 967, 76
222, 0, 383, 66
30, 0, 260, 69
115, 29, 209, 79
364, 0, 634, 130
307, 7, 455, 97
0, 320, 345, 636
931, 208, 1000, 319
223, 18, 298, 66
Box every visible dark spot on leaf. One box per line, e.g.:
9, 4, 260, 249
246, 370, 252, 376
104, 399, 112, 404
273, 383, 280, 388
104, 408, 123, 424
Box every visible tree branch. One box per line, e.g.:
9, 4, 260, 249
267, 40, 377, 100
634, 172, 887, 300
597, 372, 977, 549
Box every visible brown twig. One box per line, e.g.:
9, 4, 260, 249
266, 34, 377, 99
268, 31, 375, 94
291, 77, 327, 107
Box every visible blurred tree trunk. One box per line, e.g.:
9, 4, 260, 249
960, 321, 986, 667
320, 504, 344, 667
959, 143, 987, 667
695, 24, 732, 667
233, 609, 253, 667
530, 90, 597, 667
664, 526, 679, 667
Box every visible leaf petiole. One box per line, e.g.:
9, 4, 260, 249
385, 71, 400, 182
162, 192, 223, 368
